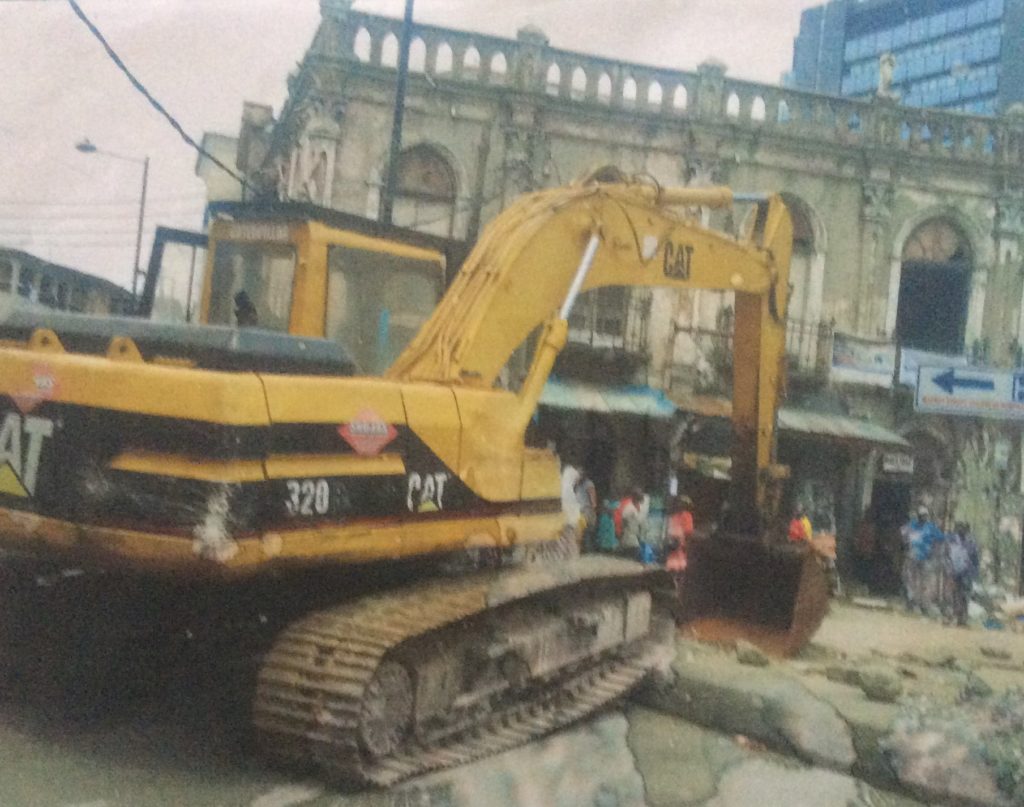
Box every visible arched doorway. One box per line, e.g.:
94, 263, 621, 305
895, 220, 972, 354
392, 144, 458, 237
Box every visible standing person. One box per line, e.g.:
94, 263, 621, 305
595, 499, 619, 553
575, 470, 598, 553
901, 506, 945, 614
665, 495, 695, 590
560, 463, 581, 553
619, 487, 651, 561
946, 522, 980, 626
788, 503, 812, 543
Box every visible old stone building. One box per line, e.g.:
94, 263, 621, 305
201, 0, 1024, 592
0, 247, 132, 316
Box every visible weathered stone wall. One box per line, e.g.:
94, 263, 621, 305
219, 2, 1024, 587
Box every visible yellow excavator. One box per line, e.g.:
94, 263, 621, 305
0, 172, 825, 786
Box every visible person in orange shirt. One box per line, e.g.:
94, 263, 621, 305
666, 495, 694, 585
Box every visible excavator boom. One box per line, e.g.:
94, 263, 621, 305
389, 177, 792, 532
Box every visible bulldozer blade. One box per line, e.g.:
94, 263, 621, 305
676, 535, 830, 657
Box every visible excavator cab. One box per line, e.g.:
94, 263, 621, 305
138, 202, 465, 375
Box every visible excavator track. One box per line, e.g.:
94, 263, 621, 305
253, 556, 670, 788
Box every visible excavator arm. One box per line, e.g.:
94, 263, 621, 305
388, 176, 793, 532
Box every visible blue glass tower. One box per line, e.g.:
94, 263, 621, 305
790, 0, 1024, 115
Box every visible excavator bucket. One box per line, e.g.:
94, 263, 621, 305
676, 535, 830, 657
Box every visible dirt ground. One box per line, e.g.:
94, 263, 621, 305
813, 601, 1024, 662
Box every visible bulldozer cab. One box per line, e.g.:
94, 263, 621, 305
139, 202, 464, 375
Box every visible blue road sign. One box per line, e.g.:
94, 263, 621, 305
917, 365, 1024, 419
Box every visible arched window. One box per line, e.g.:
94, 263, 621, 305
647, 81, 663, 108
392, 144, 458, 238
622, 77, 637, 106
546, 63, 561, 95
673, 85, 688, 111
354, 28, 372, 62
463, 46, 481, 74
726, 92, 740, 118
490, 52, 508, 83
598, 73, 612, 104
381, 33, 399, 67
435, 42, 453, 75
896, 220, 972, 353
571, 67, 587, 100
408, 38, 427, 72
779, 195, 825, 371
751, 97, 766, 122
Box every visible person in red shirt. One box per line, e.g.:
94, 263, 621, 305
666, 495, 694, 583
788, 503, 812, 543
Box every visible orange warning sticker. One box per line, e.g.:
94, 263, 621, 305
337, 409, 398, 457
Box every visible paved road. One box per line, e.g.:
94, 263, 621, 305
0, 675, 343, 807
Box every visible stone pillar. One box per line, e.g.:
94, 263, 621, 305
695, 60, 727, 121
994, 192, 1024, 362
512, 24, 548, 93
317, 0, 354, 60
860, 179, 894, 336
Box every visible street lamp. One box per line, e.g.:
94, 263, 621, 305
75, 138, 149, 299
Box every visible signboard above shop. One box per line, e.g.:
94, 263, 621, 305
898, 347, 967, 387
882, 452, 915, 474
831, 332, 896, 388
915, 365, 1024, 420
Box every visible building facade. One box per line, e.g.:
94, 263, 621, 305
0, 247, 132, 316
202, 1, 1024, 592
790, 0, 1024, 115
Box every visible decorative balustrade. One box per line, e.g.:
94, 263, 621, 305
326, 10, 1024, 167
673, 315, 833, 378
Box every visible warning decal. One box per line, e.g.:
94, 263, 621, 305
337, 409, 398, 457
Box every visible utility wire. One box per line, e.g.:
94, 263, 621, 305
65, 0, 250, 191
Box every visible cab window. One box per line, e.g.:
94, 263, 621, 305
326, 246, 442, 375
207, 241, 296, 331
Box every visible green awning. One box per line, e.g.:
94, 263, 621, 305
778, 408, 909, 448
540, 379, 676, 419
671, 392, 909, 449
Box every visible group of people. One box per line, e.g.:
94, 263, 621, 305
560, 464, 695, 572
901, 506, 980, 625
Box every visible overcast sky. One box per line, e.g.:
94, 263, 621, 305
0, 0, 815, 287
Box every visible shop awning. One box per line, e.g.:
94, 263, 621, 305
540, 379, 676, 419
671, 393, 909, 449
778, 408, 909, 448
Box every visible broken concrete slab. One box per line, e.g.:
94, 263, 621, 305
858, 666, 904, 702
735, 639, 770, 667
638, 640, 857, 771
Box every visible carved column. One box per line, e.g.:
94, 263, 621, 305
317, 0, 354, 59
861, 179, 895, 337
278, 93, 346, 208
499, 103, 550, 202
695, 60, 727, 121
511, 25, 548, 93
996, 191, 1024, 362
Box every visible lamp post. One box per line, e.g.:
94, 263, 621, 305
75, 138, 149, 299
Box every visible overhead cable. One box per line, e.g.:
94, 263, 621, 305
65, 0, 249, 190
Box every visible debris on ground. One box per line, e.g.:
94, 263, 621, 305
858, 666, 904, 703
884, 689, 1024, 806
850, 597, 892, 611
735, 639, 770, 667
962, 671, 996, 700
